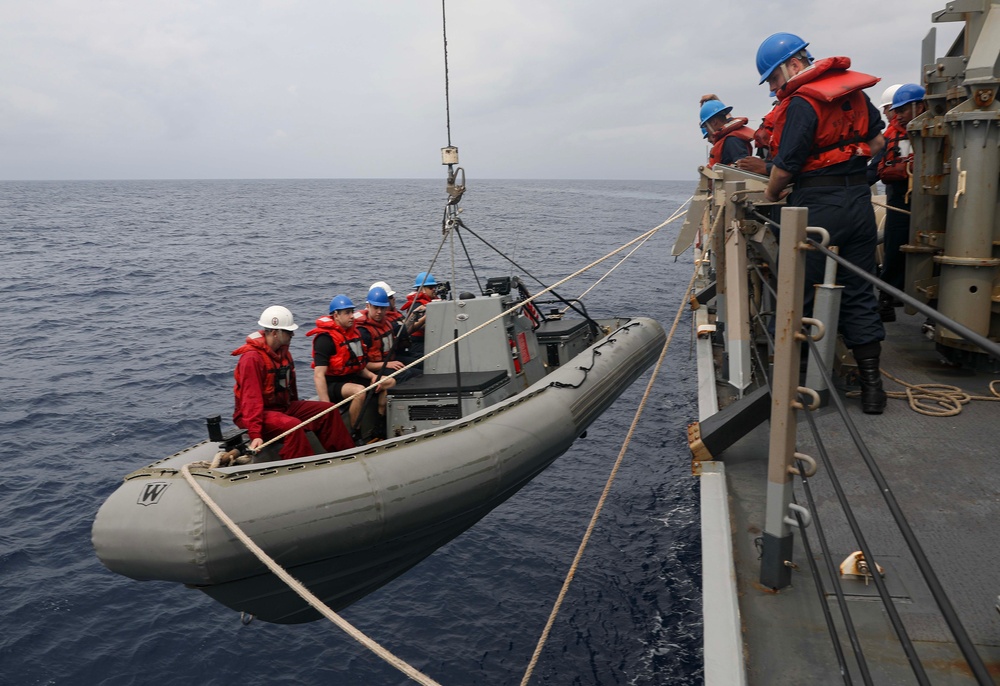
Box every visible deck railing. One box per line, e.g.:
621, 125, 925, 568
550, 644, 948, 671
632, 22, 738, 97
690, 166, 998, 684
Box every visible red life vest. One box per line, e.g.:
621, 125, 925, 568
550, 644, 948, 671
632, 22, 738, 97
231, 331, 296, 413
877, 116, 911, 183
354, 310, 396, 363
708, 117, 755, 168
754, 108, 778, 160
306, 316, 366, 376
400, 291, 434, 340
770, 56, 880, 173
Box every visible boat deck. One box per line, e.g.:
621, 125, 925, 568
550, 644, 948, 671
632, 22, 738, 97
717, 312, 1000, 684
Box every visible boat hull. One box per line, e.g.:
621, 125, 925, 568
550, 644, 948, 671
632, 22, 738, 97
92, 317, 665, 623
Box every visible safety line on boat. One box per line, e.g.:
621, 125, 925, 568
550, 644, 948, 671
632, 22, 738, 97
252, 209, 688, 455
178, 462, 444, 686
519, 237, 702, 686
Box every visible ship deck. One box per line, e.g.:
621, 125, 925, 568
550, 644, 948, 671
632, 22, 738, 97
712, 311, 1000, 684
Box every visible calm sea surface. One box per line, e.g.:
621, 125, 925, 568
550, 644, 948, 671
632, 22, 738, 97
1, 178, 701, 685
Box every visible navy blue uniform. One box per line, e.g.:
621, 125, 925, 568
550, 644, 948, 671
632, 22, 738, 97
720, 135, 751, 166
774, 95, 885, 351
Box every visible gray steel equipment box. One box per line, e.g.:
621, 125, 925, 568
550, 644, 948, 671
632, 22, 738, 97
535, 319, 595, 368
387, 370, 511, 435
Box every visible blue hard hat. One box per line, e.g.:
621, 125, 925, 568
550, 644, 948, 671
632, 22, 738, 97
756, 32, 809, 84
699, 100, 733, 128
328, 294, 355, 313
413, 271, 437, 288
892, 83, 926, 110
366, 286, 390, 307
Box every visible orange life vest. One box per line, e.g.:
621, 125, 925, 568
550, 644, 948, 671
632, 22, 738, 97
400, 291, 434, 340
770, 56, 879, 173
755, 108, 778, 160
306, 316, 366, 376
231, 331, 296, 412
877, 117, 911, 183
354, 310, 396, 363
708, 117, 755, 168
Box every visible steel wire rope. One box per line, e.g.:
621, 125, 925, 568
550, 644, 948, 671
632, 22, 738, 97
788, 488, 862, 686
799, 335, 931, 684
803, 332, 993, 684
519, 229, 700, 686
741, 242, 865, 684
805, 237, 1000, 362
748, 206, 1000, 417
736, 200, 993, 681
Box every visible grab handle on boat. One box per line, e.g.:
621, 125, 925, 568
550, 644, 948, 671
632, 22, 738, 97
796, 317, 825, 342
791, 386, 820, 411
784, 502, 812, 529
788, 452, 818, 478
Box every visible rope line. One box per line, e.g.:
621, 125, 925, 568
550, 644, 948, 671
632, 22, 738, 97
871, 199, 911, 216
868, 369, 1000, 417
520, 212, 703, 686
253, 208, 691, 453
180, 204, 690, 682
563, 198, 692, 313
179, 463, 443, 686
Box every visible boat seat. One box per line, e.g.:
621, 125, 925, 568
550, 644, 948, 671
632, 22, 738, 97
388, 370, 509, 398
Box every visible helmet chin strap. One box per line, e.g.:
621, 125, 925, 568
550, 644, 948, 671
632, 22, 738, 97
780, 62, 792, 85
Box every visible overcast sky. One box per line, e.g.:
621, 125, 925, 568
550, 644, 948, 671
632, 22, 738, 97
0, 0, 963, 181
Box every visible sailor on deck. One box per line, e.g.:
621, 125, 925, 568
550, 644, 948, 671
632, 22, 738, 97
877, 83, 925, 322
756, 31, 888, 414
699, 99, 755, 168
231, 305, 354, 459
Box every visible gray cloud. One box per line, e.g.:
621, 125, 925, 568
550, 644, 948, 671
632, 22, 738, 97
0, 0, 963, 180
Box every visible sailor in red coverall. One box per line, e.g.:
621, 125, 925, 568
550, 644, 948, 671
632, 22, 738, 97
231, 305, 354, 460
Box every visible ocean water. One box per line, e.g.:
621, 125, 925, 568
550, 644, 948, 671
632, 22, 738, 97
1, 178, 702, 685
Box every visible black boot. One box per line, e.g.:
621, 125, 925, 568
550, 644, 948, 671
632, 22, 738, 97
878, 292, 896, 322
856, 357, 886, 414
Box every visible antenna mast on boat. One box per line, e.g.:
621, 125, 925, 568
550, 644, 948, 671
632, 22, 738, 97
440, 0, 465, 234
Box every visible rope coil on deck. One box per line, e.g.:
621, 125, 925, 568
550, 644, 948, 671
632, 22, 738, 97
879, 369, 1000, 417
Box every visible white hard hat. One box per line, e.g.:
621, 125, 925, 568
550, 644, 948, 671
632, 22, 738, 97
370, 281, 396, 297
880, 84, 903, 109
257, 305, 298, 331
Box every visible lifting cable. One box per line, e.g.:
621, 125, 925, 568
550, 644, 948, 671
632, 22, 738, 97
521, 202, 704, 685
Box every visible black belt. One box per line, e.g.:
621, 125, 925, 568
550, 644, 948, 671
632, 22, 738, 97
795, 173, 868, 189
